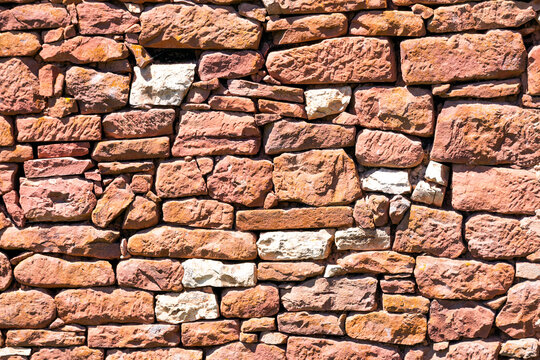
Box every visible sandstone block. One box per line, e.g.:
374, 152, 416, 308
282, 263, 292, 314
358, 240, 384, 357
0, 251, 11, 291
0, 58, 44, 115
351, 11, 425, 36
103, 109, 175, 139
207, 342, 285, 360
334, 227, 391, 251
155, 159, 206, 198
92, 177, 134, 228
117, 259, 183, 292
257, 262, 324, 282
0, 290, 56, 329
227, 80, 304, 103
361, 168, 411, 194
286, 337, 400, 360
182, 320, 239, 347
277, 312, 344, 336
262, 0, 386, 15
257, 229, 334, 261
496, 281, 540, 338
267, 13, 347, 45
16, 115, 100, 142
528, 46, 540, 95
106, 348, 202, 360
198, 51, 264, 80
182, 259, 256, 288
162, 199, 233, 229
39, 36, 128, 64
91, 137, 170, 162
338, 251, 415, 274
221, 285, 279, 318
304, 86, 351, 120
23, 158, 93, 178
0, 31, 41, 57
382, 294, 430, 314
76, 2, 139, 35
5, 330, 84, 347
88, 325, 180, 348
155, 291, 219, 324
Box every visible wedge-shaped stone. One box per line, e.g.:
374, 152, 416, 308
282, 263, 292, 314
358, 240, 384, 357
286, 337, 400, 360
262, 0, 386, 15
0, 224, 120, 259
55, 288, 154, 325
267, 13, 347, 45
496, 281, 540, 338
182, 320, 239, 347
432, 102, 540, 168
0, 58, 44, 115
155, 291, 219, 324
227, 80, 304, 103
351, 11, 425, 36
117, 259, 183, 292
264, 120, 355, 155
92, 137, 170, 162
346, 311, 426, 345
16, 115, 100, 142
278, 312, 344, 336
0, 290, 56, 329
0, 31, 41, 57
221, 285, 279, 318
451, 165, 540, 214
338, 251, 415, 274
415, 256, 515, 300
334, 227, 391, 251
130, 64, 195, 106
0, 164, 17, 195
274, 149, 361, 206
0, 3, 69, 31
106, 348, 202, 360
14, 254, 114, 288
257, 229, 334, 260
207, 342, 285, 360
88, 325, 180, 348
428, 1, 535, 33
361, 168, 411, 195
39, 36, 128, 64
103, 109, 175, 139
5, 330, 84, 347
281, 276, 377, 312
128, 226, 256, 260
171, 111, 260, 157
394, 205, 465, 258
19, 177, 96, 222
182, 259, 256, 288
401, 30, 526, 84
237, 207, 353, 230
162, 199, 233, 229
92, 177, 134, 228
266, 37, 396, 84
466, 214, 539, 260
139, 3, 261, 49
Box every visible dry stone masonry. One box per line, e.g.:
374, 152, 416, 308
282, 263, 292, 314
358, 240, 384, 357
0, 0, 538, 359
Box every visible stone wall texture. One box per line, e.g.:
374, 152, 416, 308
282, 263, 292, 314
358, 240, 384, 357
0, 0, 539, 359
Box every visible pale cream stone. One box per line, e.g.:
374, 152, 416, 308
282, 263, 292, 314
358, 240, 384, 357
424, 161, 450, 186
411, 180, 445, 207
257, 229, 334, 260
500, 338, 539, 359
155, 291, 219, 324
361, 168, 411, 195
516, 262, 540, 280
182, 259, 256, 288
305, 86, 351, 120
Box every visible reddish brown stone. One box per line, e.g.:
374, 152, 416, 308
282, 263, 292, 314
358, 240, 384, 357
37, 143, 89, 159
5, 330, 84, 347
264, 0, 386, 15
0, 290, 56, 329
122, 195, 159, 230
0, 116, 14, 146
380, 278, 416, 294
98, 161, 154, 175
92, 177, 134, 228
103, 109, 175, 139
0, 31, 41, 57
91, 137, 170, 162
266, 37, 396, 84
394, 205, 465, 258
0, 163, 16, 195
428, 300, 495, 341
355, 129, 424, 168
0, 58, 44, 115
208, 156, 273, 207
55, 288, 154, 325
206, 342, 285, 360
415, 256, 515, 300
267, 13, 347, 45
0, 145, 33, 162
451, 165, 540, 215
338, 251, 415, 274
496, 280, 540, 338
257, 262, 324, 281
0, 3, 69, 31
40, 36, 128, 64
155, 159, 207, 198
127, 226, 257, 260
162, 199, 233, 229
258, 99, 307, 118
446, 340, 501, 360
528, 46, 540, 95
32, 347, 104, 360
278, 312, 344, 336
182, 320, 239, 347
16, 115, 101, 142
433, 78, 522, 98
117, 259, 184, 292
227, 80, 304, 103
198, 51, 264, 81
171, 111, 260, 157
351, 11, 425, 36
24, 158, 93, 178
221, 285, 279, 318
77, 2, 139, 35
106, 348, 202, 360
208, 96, 256, 113
0, 251, 11, 291
88, 324, 180, 348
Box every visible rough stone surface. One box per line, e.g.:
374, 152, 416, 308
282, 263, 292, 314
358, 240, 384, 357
0, 4, 69, 31
334, 227, 391, 251
361, 168, 411, 195
16, 115, 100, 142
88, 324, 180, 348
267, 13, 347, 45
338, 251, 415, 274
286, 337, 400, 360
221, 285, 280, 318
304, 86, 351, 120
39, 36, 128, 64
262, 0, 386, 15
0, 31, 41, 57
496, 281, 540, 338
103, 109, 175, 139
106, 348, 203, 360
237, 207, 353, 230
162, 199, 233, 229
0, 290, 56, 329
351, 11, 425, 36
182, 320, 239, 347
528, 46, 540, 95
92, 177, 134, 228
206, 342, 285, 360
198, 51, 264, 81
76, 2, 139, 35
182, 259, 256, 288
155, 291, 219, 324
0, 58, 44, 115
257, 229, 333, 261
117, 259, 184, 292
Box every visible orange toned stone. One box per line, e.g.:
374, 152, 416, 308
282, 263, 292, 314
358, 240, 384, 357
0, 31, 40, 56
122, 195, 159, 230
40, 36, 128, 64
16, 115, 101, 142
0, 58, 45, 115
162, 199, 233, 229
182, 320, 239, 347
263, 0, 386, 15
267, 13, 347, 45
106, 348, 202, 360
528, 46, 540, 95
0, 163, 16, 195
351, 11, 425, 36
92, 177, 135, 228
338, 251, 415, 274
0, 116, 14, 146
88, 324, 180, 348
117, 259, 183, 292
0, 145, 32, 162
206, 342, 285, 360
241, 318, 275, 332
0, 3, 69, 31
382, 294, 430, 314
257, 262, 324, 281
496, 280, 540, 338
76, 2, 139, 35
0, 251, 11, 291
32, 347, 104, 360
6, 330, 84, 347
92, 137, 170, 162
221, 285, 279, 318
278, 312, 344, 336
155, 159, 207, 198
103, 109, 175, 139
258, 99, 307, 118
0, 290, 56, 329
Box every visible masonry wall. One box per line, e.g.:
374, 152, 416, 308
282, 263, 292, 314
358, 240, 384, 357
0, 0, 539, 359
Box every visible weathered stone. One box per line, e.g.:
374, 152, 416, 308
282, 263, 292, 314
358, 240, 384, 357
14, 254, 114, 288
155, 159, 206, 198
20, 177, 96, 222
92, 177, 134, 228
346, 311, 427, 345
0, 224, 119, 259
382, 294, 430, 314
65, 66, 130, 114
500, 338, 539, 359
130, 64, 195, 106
274, 149, 361, 206
0, 58, 44, 115
361, 168, 411, 195
428, 1, 535, 33
355, 129, 424, 168
172, 111, 260, 156
103, 109, 174, 139
267, 37, 395, 84
0, 290, 55, 329
408, 180, 444, 207
128, 226, 256, 260
122, 195, 159, 230
155, 291, 219, 324
381, 278, 416, 294
415, 256, 515, 300
304, 86, 351, 119
207, 342, 285, 360
6, 330, 84, 347
23, 158, 93, 178
0, 31, 40, 57
182, 320, 239, 347
16, 115, 100, 142
434, 78, 522, 98
182, 259, 256, 288
92, 137, 170, 162
55, 288, 154, 325
162, 199, 233, 229
0, 3, 69, 31
281, 276, 377, 312
0, 163, 16, 195
208, 95, 256, 112
432, 102, 540, 167
263, 0, 386, 15
40, 36, 128, 64
451, 165, 540, 214
351, 11, 425, 36
106, 348, 202, 360
394, 205, 465, 258
117, 259, 183, 292
257, 229, 333, 261
428, 300, 495, 342
338, 251, 415, 274
263, 120, 355, 155
0, 116, 14, 146
207, 156, 273, 207
466, 214, 540, 260
0, 251, 10, 291
241, 318, 275, 333
88, 324, 180, 348
37, 142, 89, 159
257, 262, 324, 281
278, 312, 344, 336
198, 51, 264, 81
286, 337, 400, 360
260, 331, 287, 345
237, 207, 353, 230
516, 262, 540, 280
221, 285, 279, 318
334, 227, 390, 251
77, 2, 139, 35
139, 3, 261, 49
496, 281, 540, 338
267, 13, 347, 45
528, 46, 540, 95
0, 145, 33, 162
30, 347, 104, 360
227, 80, 304, 103
401, 30, 526, 84
258, 99, 307, 119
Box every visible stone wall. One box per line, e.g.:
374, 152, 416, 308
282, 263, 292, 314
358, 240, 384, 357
0, 0, 539, 359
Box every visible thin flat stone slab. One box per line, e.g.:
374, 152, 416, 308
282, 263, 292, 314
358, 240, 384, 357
262, 0, 386, 15
286, 337, 400, 360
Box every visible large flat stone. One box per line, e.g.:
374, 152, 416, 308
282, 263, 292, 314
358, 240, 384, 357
286, 337, 400, 360
262, 0, 386, 15
16, 115, 101, 142
257, 229, 334, 260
